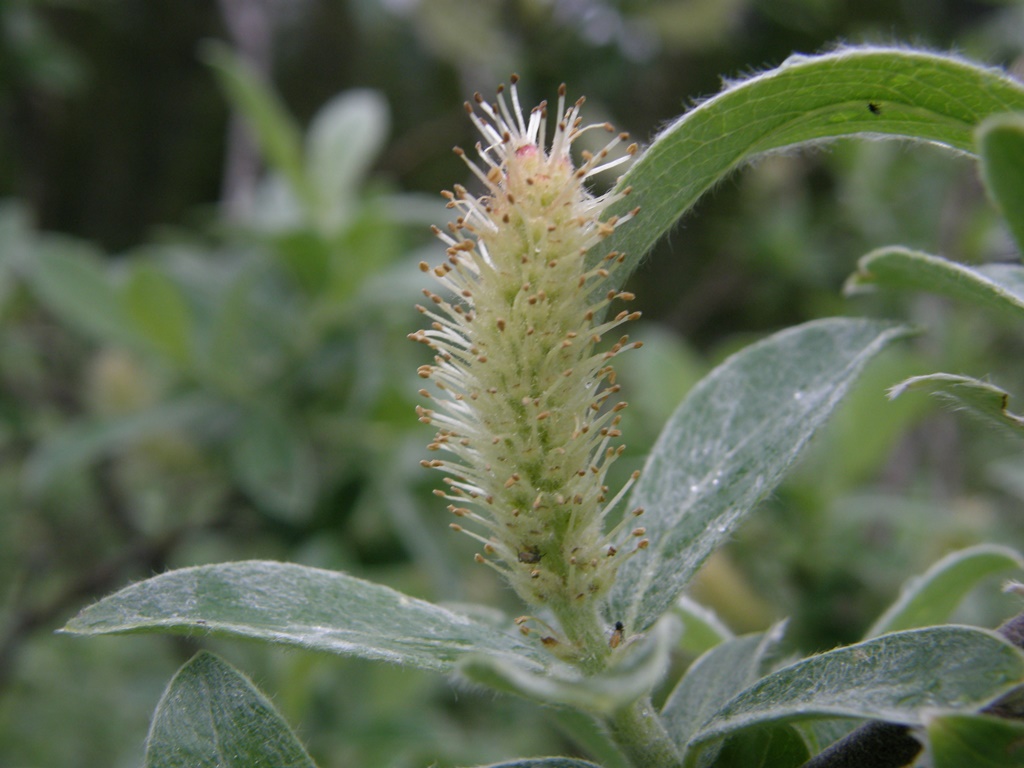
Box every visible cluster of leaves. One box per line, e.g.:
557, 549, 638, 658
56, 47, 1024, 768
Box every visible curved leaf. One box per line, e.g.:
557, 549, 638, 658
662, 623, 786, 754
671, 595, 734, 657
867, 545, 1024, 638
144, 652, 316, 768
845, 246, 1024, 321
888, 373, 1024, 434
607, 318, 912, 632
202, 42, 313, 207
978, 113, 1024, 255
691, 626, 1024, 753
601, 47, 1024, 277
62, 561, 549, 673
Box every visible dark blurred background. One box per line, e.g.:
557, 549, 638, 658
4, 1, 1024, 766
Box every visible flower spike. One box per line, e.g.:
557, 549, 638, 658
411, 79, 642, 652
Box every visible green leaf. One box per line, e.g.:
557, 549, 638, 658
928, 712, 1024, 768
690, 626, 1024, 754
978, 113, 1024, 255
202, 42, 314, 208
888, 373, 1024, 434
459, 617, 677, 715
327, 200, 402, 299
228, 410, 318, 523
62, 561, 550, 673
306, 89, 389, 232
662, 624, 785, 754
274, 230, 332, 293
607, 318, 912, 632
711, 724, 811, 768
20, 239, 140, 347
144, 651, 316, 768
123, 262, 195, 368
845, 246, 1024, 321
867, 545, 1024, 638
601, 47, 1024, 277
671, 595, 734, 658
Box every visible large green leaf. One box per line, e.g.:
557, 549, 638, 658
144, 651, 317, 768
866, 545, 1024, 638
928, 712, 1024, 767
978, 113, 1024, 255
62, 561, 550, 673
888, 373, 1024, 435
661, 625, 786, 754
607, 318, 912, 632
690, 626, 1024, 755
845, 246, 1024, 321
601, 47, 1024, 277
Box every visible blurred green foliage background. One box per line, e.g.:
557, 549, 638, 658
4, 1, 1024, 766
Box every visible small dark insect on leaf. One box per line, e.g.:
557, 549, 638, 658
868, 102, 881, 115
610, 621, 625, 648
518, 547, 542, 564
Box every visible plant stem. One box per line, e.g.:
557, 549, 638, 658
553, 603, 680, 766
606, 697, 683, 768
551, 600, 613, 673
